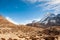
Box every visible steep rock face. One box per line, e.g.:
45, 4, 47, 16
40, 13, 60, 26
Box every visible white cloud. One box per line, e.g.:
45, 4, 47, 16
26, 0, 37, 3
6, 17, 19, 25
36, 0, 60, 14
23, 0, 50, 3
23, 0, 60, 14
22, 0, 36, 3
49, 0, 60, 4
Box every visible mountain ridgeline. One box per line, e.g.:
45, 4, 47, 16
26, 13, 60, 27
40, 13, 60, 26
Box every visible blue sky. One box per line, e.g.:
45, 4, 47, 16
0, 0, 60, 24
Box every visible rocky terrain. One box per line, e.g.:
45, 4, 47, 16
0, 16, 45, 40
0, 15, 60, 40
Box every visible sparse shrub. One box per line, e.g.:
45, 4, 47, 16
8, 38, 12, 40
42, 28, 60, 35
13, 39, 17, 40
1, 38, 5, 40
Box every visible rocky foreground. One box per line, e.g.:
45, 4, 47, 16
0, 25, 60, 40
0, 16, 60, 40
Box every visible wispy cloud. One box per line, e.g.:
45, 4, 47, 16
23, 0, 60, 14
50, 0, 60, 4
6, 17, 19, 25
37, 0, 60, 14
23, 0, 50, 3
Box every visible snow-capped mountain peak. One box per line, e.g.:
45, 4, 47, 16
40, 13, 60, 26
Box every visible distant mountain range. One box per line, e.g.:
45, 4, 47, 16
26, 13, 60, 27
0, 14, 60, 29
40, 13, 60, 26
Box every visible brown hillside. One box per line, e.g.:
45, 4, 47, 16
0, 16, 17, 28
0, 15, 44, 34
